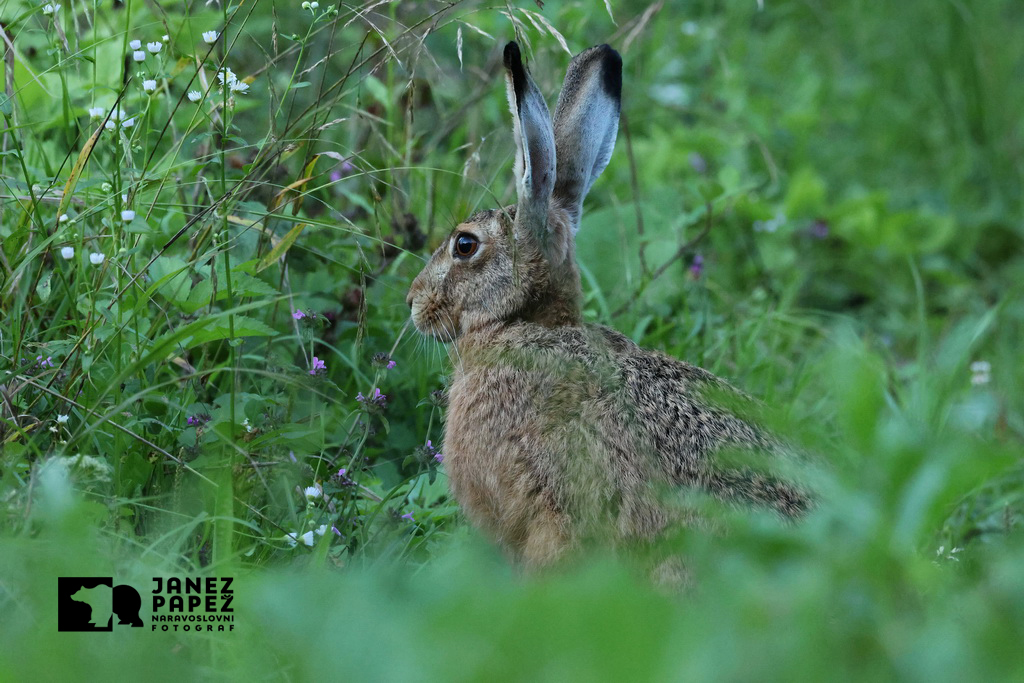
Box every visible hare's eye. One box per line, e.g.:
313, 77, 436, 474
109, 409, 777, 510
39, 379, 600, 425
453, 233, 479, 259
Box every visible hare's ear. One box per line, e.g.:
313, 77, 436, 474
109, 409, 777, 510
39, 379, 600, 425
552, 44, 622, 233
503, 42, 556, 237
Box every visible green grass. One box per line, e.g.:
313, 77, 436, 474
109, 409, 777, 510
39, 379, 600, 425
1, 0, 1022, 680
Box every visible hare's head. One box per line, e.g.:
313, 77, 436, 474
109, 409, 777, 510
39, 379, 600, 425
407, 42, 621, 341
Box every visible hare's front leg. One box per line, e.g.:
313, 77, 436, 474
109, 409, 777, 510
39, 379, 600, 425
519, 506, 573, 569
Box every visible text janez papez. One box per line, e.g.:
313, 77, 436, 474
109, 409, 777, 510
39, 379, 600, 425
150, 577, 235, 632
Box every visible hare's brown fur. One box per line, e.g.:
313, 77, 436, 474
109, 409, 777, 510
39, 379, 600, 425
408, 43, 809, 567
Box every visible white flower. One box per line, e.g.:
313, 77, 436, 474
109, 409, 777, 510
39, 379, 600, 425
133, 50, 145, 62
970, 360, 991, 386
59, 213, 69, 223
147, 41, 162, 54
142, 79, 157, 92
284, 529, 319, 547
88, 107, 104, 119
242, 417, 253, 433
103, 108, 134, 128
303, 485, 322, 500
162, 34, 169, 42
310, 1, 319, 8
187, 90, 202, 102
43, 3, 60, 15
295, 525, 329, 545
936, 545, 963, 561
105, 112, 133, 129
217, 67, 237, 86
121, 209, 135, 222
754, 211, 786, 233
89, 252, 105, 265
202, 30, 219, 44
301, 1, 310, 8
216, 67, 250, 94
60, 246, 74, 260
57, 414, 69, 424
129, 39, 142, 50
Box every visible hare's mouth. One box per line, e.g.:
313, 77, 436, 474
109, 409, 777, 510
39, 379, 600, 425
409, 301, 458, 343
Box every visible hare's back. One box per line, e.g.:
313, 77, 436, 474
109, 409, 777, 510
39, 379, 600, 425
609, 342, 808, 515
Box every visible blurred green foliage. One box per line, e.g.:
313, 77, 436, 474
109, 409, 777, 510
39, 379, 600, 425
1, 0, 1022, 679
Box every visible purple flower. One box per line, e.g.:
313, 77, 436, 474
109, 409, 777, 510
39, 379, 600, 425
334, 468, 356, 487
357, 387, 387, 410
809, 219, 829, 240
331, 526, 342, 537
330, 161, 356, 185
293, 309, 306, 320
688, 152, 708, 175
688, 253, 704, 279
401, 512, 414, 521
310, 356, 326, 376
421, 439, 443, 464
371, 352, 394, 369
186, 413, 210, 427
36, 355, 54, 368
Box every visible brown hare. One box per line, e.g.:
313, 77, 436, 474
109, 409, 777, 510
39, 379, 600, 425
407, 42, 808, 569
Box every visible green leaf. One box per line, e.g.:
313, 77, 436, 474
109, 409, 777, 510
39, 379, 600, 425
183, 314, 278, 348
175, 265, 278, 314
784, 167, 828, 218
149, 256, 192, 303
181, 278, 213, 314
363, 75, 391, 112
228, 271, 278, 298
256, 222, 305, 272
35, 270, 52, 302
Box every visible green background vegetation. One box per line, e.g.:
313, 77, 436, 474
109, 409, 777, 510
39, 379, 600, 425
1, 0, 1021, 679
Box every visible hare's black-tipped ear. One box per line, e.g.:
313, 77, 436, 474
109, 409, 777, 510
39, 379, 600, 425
552, 44, 622, 233
503, 42, 556, 238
